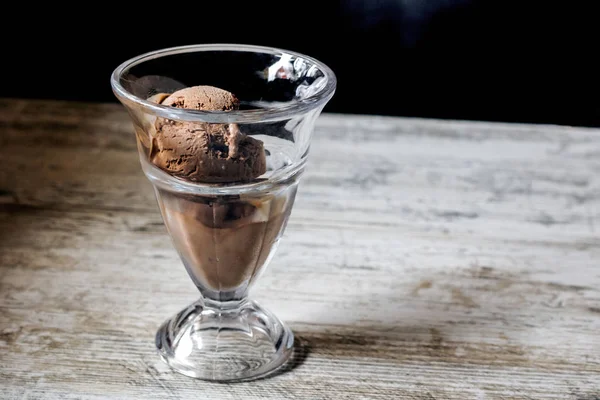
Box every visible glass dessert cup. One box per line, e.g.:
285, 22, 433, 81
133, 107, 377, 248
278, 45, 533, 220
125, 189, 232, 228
110, 44, 336, 381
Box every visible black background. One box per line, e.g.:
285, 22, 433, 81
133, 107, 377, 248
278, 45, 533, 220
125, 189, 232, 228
3, 1, 598, 127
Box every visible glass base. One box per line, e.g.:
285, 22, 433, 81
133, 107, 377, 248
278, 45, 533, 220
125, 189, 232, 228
155, 298, 294, 382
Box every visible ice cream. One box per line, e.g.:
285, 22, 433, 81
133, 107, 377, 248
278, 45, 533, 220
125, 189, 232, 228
144, 85, 296, 299
148, 85, 267, 183
156, 186, 296, 296
161, 85, 239, 111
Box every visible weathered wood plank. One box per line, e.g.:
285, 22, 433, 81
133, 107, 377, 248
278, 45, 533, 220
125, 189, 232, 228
1, 99, 599, 399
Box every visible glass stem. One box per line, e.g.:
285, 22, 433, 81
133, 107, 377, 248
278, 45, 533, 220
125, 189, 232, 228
202, 296, 248, 313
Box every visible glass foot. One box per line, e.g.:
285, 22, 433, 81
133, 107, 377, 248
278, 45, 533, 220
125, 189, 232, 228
155, 298, 294, 382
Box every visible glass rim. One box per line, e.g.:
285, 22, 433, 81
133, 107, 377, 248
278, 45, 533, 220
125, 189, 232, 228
110, 43, 337, 123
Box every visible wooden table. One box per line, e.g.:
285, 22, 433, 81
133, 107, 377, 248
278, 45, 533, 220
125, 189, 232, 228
1, 99, 599, 399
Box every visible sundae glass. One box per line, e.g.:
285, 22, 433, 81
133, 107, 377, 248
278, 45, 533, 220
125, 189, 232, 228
110, 44, 336, 381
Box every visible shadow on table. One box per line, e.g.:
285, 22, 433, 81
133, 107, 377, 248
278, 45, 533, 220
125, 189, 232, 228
248, 336, 311, 382
279, 336, 311, 373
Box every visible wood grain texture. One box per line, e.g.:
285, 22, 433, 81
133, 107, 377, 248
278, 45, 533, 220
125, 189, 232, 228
1, 98, 600, 399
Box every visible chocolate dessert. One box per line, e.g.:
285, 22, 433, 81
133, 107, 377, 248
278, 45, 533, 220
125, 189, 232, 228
147, 86, 295, 298
149, 86, 266, 183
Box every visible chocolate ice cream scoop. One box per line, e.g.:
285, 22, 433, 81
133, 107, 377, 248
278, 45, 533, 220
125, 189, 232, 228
149, 86, 266, 183
161, 85, 240, 111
